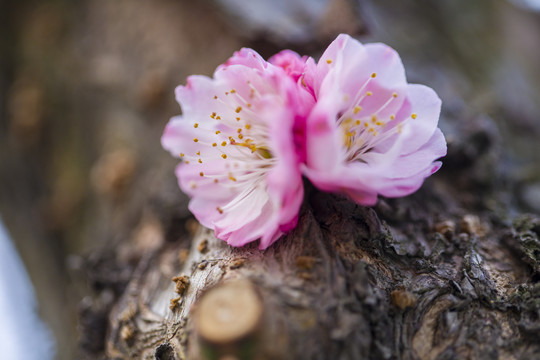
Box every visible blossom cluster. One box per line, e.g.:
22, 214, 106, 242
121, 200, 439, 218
162, 34, 446, 249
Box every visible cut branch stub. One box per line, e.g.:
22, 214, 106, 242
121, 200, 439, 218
195, 279, 263, 344
194, 279, 264, 359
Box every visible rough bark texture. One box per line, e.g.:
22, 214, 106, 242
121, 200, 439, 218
2, 0, 540, 359
80, 160, 540, 359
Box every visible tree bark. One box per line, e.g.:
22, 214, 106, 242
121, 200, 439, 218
2, 0, 540, 359
81, 148, 540, 359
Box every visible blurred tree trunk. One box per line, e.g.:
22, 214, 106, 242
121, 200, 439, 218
2, 0, 540, 359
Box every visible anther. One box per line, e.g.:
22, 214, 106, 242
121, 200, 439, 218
199, 172, 204, 177
366, 91, 373, 96
221, 154, 227, 159
230, 89, 236, 94
180, 153, 185, 157
221, 141, 227, 146
371, 72, 377, 78
215, 130, 221, 134
326, 59, 332, 64
212, 143, 217, 147
198, 159, 202, 163
194, 123, 199, 128
196, 151, 200, 155
390, 115, 395, 120
193, 138, 199, 143
211, 112, 216, 119
353, 106, 362, 114
411, 113, 417, 119
216, 207, 223, 214
392, 92, 398, 98
235, 106, 242, 113
245, 124, 251, 129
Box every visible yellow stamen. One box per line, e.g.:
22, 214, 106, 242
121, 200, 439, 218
221, 154, 227, 159
193, 138, 199, 143
411, 113, 417, 119
235, 106, 242, 113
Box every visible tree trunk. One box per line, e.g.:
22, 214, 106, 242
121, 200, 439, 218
80, 159, 540, 359
2, 0, 540, 359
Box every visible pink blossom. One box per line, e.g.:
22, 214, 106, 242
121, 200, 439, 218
303, 34, 447, 205
161, 48, 308, 249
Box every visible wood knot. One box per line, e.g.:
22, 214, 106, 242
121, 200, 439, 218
460, 214, 487, 237
172, 275, 190, 295
229, 258, 246, 269
434, 220, 456, 239
197, 238, 209, 253
391, 289, 417, 310
296, 255, 317, 270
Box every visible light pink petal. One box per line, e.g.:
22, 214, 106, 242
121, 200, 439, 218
398, 84, 442, 154
363, 43, 407, 88
214, 186, 268, 238
220, 48, 268, 71
386, 128, 446, 178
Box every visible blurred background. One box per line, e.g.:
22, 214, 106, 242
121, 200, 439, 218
1, 0, 539, 358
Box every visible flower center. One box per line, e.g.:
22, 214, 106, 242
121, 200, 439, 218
331, 72, 417, 162
179, 79, 277, 205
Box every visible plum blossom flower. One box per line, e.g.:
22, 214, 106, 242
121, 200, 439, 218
302, 34, 447, 205
161, 48, 311, 249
